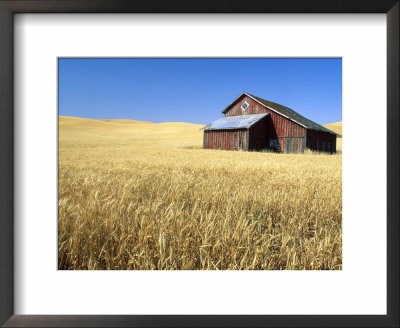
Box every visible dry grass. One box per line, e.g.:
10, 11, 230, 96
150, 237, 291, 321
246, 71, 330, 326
59, 116, 342, 270
323, 121, 342, 137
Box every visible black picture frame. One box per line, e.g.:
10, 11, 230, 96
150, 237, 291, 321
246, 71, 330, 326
0, 1, 398, 327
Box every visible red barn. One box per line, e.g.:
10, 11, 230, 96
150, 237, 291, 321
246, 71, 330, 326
203, 92, 337, 153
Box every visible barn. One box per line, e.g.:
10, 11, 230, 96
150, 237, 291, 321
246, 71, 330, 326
203, 92, 338, 153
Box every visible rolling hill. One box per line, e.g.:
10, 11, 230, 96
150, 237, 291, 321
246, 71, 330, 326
323, 121, 342, 137
60, 116, 343, 152
59, 116, 205, 148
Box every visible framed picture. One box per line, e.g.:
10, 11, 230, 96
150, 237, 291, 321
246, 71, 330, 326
0, 0, 398, 327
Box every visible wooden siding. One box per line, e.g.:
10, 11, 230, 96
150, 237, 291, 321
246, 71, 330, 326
226, 95, 306, 136
204, 129, 249, 151
274, 137, 305, 154
225, 95, 307, 153
306, 130, 337, 153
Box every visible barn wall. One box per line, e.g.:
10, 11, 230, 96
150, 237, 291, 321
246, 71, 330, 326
277, 136, 306, 154
225, 94, 307, 153
306, 130, 337, 153
204, 129, 248, 151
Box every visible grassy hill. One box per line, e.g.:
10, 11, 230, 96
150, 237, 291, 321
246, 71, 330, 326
60, 116, 343, 152
323, 122, 342, 137
59, 116, 204, 149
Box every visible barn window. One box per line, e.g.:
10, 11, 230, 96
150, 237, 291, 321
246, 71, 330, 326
241, 101, 249, 111
269, 139, 278, 147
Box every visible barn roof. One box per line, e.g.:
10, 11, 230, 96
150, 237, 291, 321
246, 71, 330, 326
203, 113, 269, 131
222, 92, 338, 135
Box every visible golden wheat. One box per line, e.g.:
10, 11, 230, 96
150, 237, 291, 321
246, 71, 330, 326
324, 121, 342, 137
58, 117, 342, 270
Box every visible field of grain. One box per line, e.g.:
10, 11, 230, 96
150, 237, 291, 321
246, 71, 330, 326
58, 117, 342, 270
324, 121, 342, 136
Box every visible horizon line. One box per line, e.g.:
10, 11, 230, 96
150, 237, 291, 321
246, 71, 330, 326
58, 115, 341, 127
58, 115, 207, 125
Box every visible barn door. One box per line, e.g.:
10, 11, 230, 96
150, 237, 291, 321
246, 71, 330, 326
286, 137, 292, 153
234, 132, 238, 150
234, 131, 242, 150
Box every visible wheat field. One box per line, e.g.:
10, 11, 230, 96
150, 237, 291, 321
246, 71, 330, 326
58, 117, 342, 270
323, 121, 342, 136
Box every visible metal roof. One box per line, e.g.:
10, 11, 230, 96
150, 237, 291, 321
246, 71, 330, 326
203, 113, 269, 131
222, 92, 338, 135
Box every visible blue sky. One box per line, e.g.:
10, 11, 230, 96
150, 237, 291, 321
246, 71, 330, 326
58, 58, 341, 125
